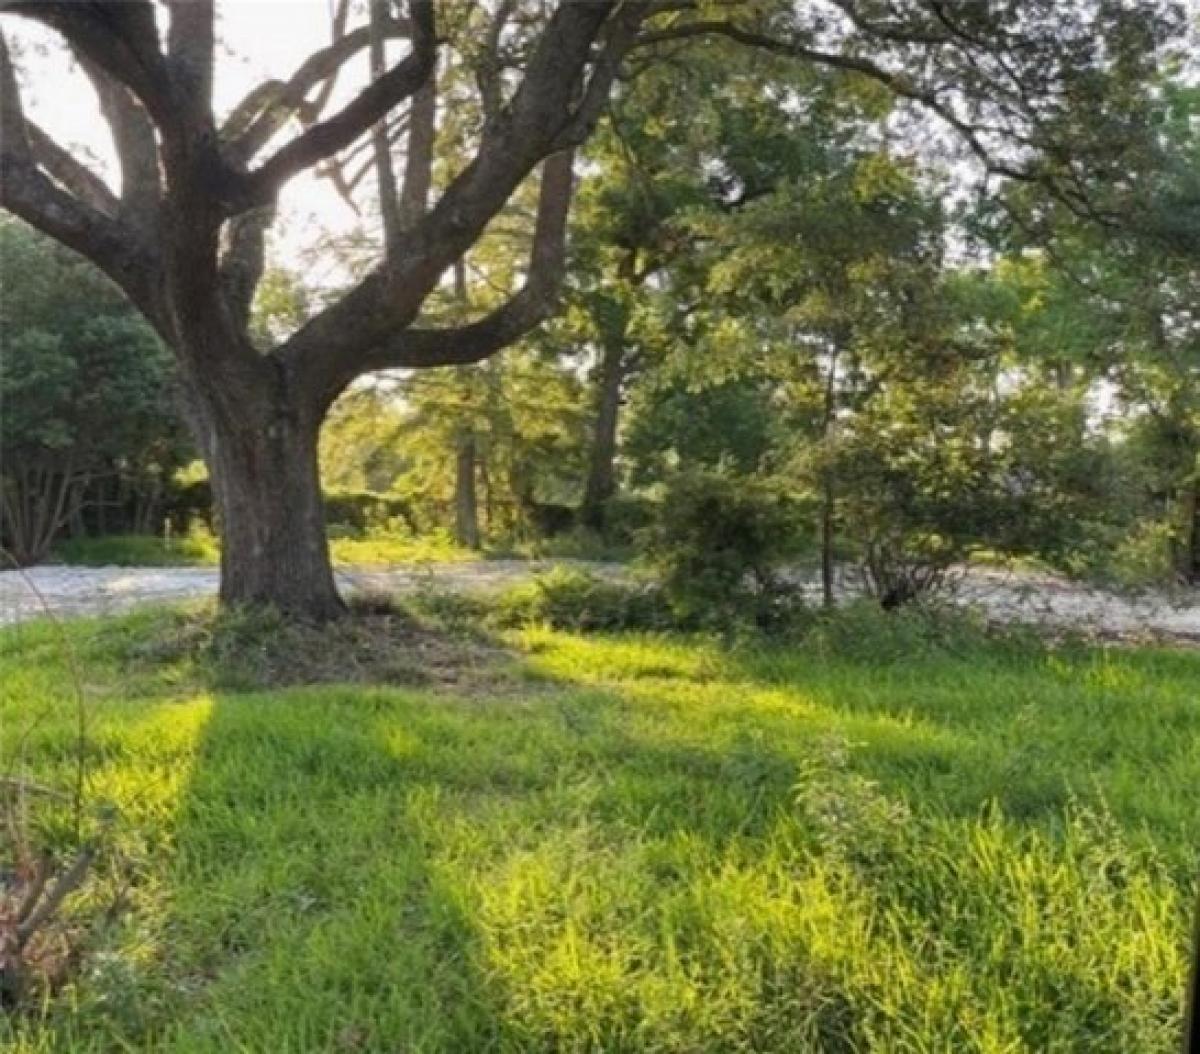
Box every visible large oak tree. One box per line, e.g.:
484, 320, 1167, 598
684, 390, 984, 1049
0, 0, 1174, 618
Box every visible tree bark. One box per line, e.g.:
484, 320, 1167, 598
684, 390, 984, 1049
820, 342, 841, 609
820, 483, 836, 609
189, 373, 343, 620
581, 339, 626, 531
1186, 478, 1200, 586
454, 430, 481, 550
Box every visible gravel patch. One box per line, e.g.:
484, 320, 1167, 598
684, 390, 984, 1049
0, 561, 619, 627
2, 561, 1199, 644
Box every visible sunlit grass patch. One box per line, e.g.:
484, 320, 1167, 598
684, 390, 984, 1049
0, 612, 1195, 1051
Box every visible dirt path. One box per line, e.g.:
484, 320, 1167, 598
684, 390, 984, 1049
2, 561, 1199, 643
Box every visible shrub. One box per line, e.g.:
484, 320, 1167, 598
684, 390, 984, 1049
796, 599, 1042, 664
596, 493, 657, 545
161, 476, 213, 533
643, 470, 801, 629
52, 525, 219, 567
522, 526, 633, 563
323, 489, 418, 537
492, 566, 671, 632
1103, 519, 1181, 590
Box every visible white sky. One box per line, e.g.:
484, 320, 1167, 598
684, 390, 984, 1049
10, 2, 372, 271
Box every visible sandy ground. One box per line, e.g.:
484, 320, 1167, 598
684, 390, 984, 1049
2, 561, 1199, 643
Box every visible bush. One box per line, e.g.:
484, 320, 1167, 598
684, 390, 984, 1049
323, 489, 417, 537
1103, 519, 1181, 590
492, 566, 671, 632
522, 526, 633, 562
161, 476, 213, 533
52, 525, 218, 567
643, 470, 802, 629
596, 493, 657, 545
795, 599, 1043, 664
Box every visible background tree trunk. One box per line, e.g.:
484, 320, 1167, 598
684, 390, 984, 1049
820, 483, 836, 609
1186, 479, 1200, 585
581, 340, 626, 531
820, 341, 841, 609
454, 430, 481, 550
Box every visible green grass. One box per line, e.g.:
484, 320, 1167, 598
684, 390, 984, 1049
1, 608, 1196, 1051
49, 532, 480, 568
51, 531, 221, 567
329, 533, 480, 566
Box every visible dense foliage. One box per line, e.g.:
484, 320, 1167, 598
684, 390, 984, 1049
0, 220, 189, 565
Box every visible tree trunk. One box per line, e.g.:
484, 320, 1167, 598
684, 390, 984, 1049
454, 430, 481, 550
820, 481, 835, 609
581, 340, 626, 531
193, 379, 344, 620
1186, 478, 1200, 586
820, 341, 841, 609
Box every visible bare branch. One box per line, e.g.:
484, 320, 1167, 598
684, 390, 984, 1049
222, 0, 395, 160
0, 1, 175, 128
15, 844, 95, 951
231, 1, 435, 208
371, 0, 402, 252
24, 121, 118, 217
299, 0, 353, 121
0, 31, 164, 327
397, 53, 435, 229
322, 116, 409, 209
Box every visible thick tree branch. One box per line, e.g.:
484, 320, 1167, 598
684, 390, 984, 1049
24, 120, 119, 216
74, 51, 161, 228
278, 1, 617, 402
1, 1, 175, 128
165, 0, 215, 119
220, 207, 273, 332
362, 149, 576, 371
551, 4, 644, 150
1, 140, 163, 326
0, 30, 163, 328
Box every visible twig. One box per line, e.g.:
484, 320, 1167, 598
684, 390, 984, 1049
16, 844, 96, 951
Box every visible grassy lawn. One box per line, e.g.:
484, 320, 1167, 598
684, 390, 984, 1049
49, 532, 480, 568
1, 607, 1196, 1051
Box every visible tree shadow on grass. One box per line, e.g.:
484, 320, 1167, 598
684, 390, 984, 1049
94, 656, 825, 1052
44, 614, 1196, 1052
128, 688, 513, 1052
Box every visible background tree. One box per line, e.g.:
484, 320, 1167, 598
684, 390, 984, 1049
0, 0, 1175, 616
0, 219, 186, 565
